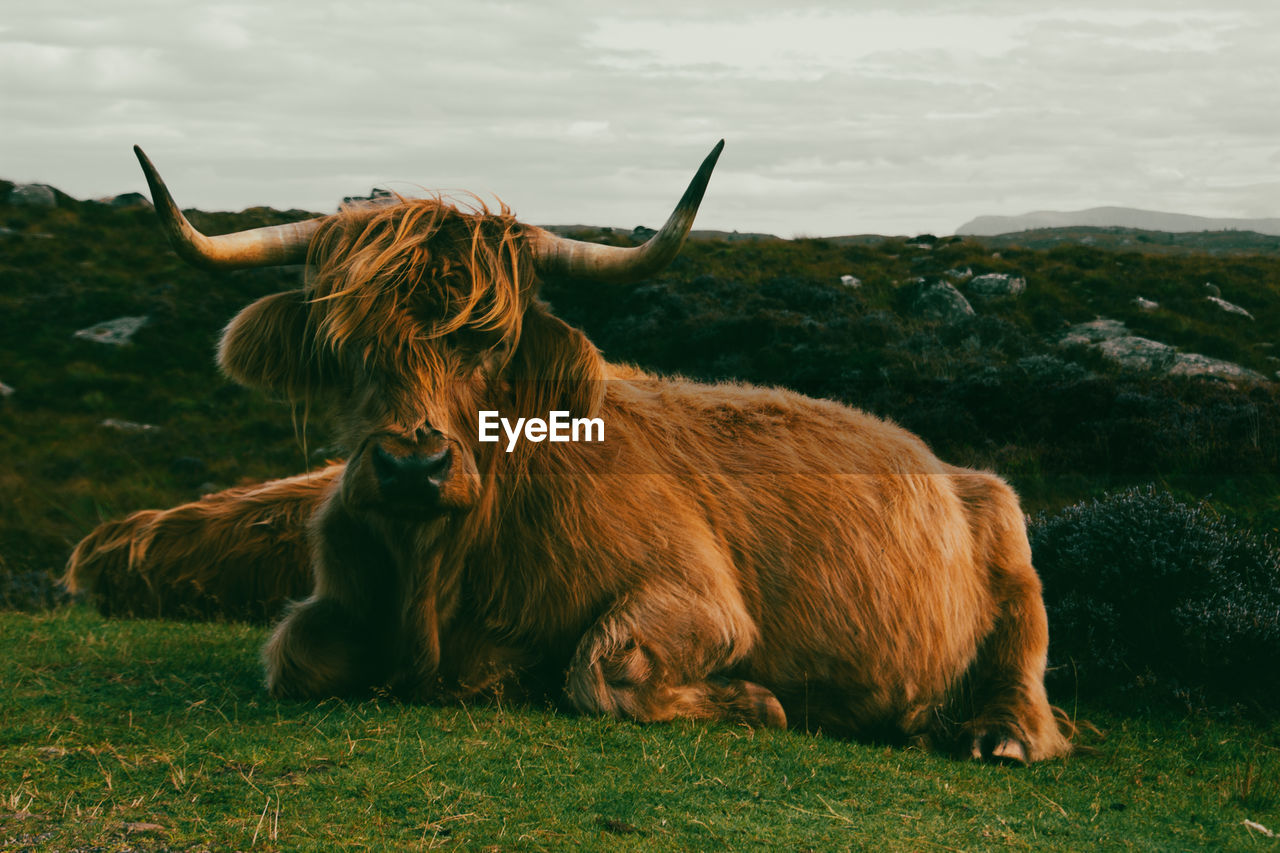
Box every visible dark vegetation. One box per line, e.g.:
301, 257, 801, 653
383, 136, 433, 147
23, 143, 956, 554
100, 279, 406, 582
1031, 487, 1280, 707
971, 224, 1280, 256
3, 185, 1280, 710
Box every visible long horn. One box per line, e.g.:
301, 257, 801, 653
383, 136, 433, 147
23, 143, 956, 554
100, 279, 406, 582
529, 140, 724, 284
134, 145, 324, 270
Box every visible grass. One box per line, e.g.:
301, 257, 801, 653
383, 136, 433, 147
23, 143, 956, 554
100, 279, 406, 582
3, 607, 1278, 851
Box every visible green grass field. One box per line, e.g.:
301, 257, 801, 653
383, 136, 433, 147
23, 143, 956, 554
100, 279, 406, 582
3, 608, 1277, 851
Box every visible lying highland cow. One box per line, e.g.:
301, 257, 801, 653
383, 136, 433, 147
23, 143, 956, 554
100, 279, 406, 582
66, 142, 1072, 762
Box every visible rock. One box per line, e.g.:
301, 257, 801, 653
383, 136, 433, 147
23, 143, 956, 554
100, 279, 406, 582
966, 272, 1026, 298
911, 280, 975, 322
1206, 295, 1254, 320
73, 316, 149, 346
839, 274, 861, 288
9, 183, 57, 208
1059, 318, 1267, 383
1015, 354, 1091, 382
1203, 282, 1221, 297
103, 192, 152, 209
0, 227, 54, 239
100, 418, 160, 434
631, 225, 658, 241
342, 187, 396, 206
1095, 335, 1179, 372
1134, 297, 1159, 311
945, 267, 974, 281
1169, 353, 1267, 382
1059, 318, 1129, 346
0, 381, 13, 398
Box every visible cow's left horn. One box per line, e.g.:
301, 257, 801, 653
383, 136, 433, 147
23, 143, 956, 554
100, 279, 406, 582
529, 140, 724, 284
134, 146, 324, 270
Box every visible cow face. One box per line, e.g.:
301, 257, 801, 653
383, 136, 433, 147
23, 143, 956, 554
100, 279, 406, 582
215, 200, 527, 515
217, 199, 605, 518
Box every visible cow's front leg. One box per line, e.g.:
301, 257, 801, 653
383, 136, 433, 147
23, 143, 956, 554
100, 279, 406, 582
565, 584, 785, 729
263, 595, 391, 698
263, 497, 401, 699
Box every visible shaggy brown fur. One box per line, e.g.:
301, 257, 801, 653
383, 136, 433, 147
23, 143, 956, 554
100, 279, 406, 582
68, 196, 1073, 763
65, 468, 335, 621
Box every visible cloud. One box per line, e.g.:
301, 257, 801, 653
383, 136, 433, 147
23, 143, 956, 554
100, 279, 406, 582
3, 1, 1279, 236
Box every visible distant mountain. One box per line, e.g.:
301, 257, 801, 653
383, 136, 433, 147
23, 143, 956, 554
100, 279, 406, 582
957, 206, 1280, 237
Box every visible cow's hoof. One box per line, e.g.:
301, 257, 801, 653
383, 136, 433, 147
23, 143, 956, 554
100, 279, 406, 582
968, 729, 1029, 766
741, 681, 787, 729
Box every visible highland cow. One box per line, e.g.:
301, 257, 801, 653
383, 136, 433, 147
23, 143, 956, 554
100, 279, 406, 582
66, 142, 1071, 762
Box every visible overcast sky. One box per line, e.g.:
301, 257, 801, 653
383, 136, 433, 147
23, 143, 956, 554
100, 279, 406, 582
5, 1, 1280, 237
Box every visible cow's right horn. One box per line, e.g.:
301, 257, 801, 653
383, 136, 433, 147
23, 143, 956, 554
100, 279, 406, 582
528, 140, 724, 285
134, 146, 323, 271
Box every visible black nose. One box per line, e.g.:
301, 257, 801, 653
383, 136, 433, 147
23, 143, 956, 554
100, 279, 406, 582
370, 442, 452, 502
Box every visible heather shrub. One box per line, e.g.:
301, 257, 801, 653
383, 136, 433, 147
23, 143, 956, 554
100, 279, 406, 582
1030, 486, 1280, 706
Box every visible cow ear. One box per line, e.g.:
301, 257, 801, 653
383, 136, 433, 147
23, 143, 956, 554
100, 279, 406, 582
505, 300, 605, 419
218, 289, 330, 398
